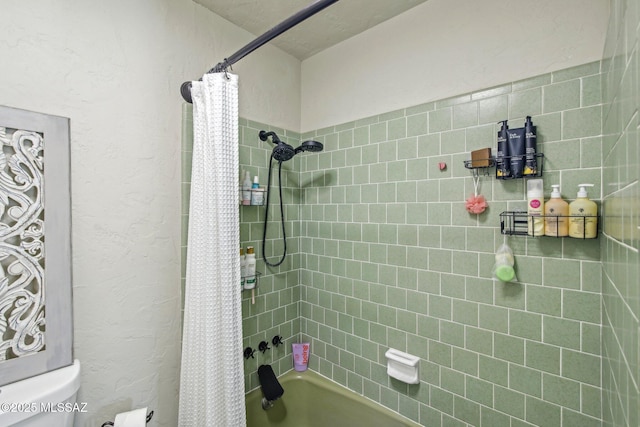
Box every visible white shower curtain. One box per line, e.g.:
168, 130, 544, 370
179, 73, 246, 427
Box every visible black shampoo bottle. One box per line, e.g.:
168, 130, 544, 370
496, 120, 510, 178
508, 127, 525, 178
524, 116, 537, 176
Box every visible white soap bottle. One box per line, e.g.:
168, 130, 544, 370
527, 179, 544, 236
244, 246, 256, 289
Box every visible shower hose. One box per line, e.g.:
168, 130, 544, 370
262, 153, 287, 267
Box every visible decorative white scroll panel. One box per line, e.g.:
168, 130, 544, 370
0, 126, 46, 361
0, 106, 70, 387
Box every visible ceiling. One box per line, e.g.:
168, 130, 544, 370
193, 0, 429, 60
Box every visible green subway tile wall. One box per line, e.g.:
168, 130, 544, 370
180, 53, 636, 426
297, 61, 603, 426
239, 120, 305, 392
601, 1, 640, 427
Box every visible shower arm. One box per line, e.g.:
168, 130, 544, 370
180, 0, 340, 103
258, 131, 281, 144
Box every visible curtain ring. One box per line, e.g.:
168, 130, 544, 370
222, 59, 232, 79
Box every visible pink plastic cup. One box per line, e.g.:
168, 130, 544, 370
292, 343, 310, 371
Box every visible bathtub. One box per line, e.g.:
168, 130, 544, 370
245, 369, 421, 427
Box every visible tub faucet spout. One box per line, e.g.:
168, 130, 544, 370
257, 364, 284, 410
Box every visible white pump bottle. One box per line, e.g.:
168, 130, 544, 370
244, 246, 257, 289
569, 184, 597, 238
240, 247, 246, 290
544, 185, 569, 237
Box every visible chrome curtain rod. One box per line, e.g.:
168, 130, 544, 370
180, 0, 340, 103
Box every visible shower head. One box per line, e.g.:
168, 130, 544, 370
259, 130, 295, 162
295, 140, 324, 154
259, 130, 323, 162
272, 143, 296, 162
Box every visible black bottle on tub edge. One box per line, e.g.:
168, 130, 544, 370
496, 120, 510, 178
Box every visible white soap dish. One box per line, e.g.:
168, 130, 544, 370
385, 348, 420, 384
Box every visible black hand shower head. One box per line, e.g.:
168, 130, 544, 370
294, 140, 323, 154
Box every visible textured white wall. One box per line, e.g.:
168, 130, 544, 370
0, 1, 299, 426
301, 0, 609, 131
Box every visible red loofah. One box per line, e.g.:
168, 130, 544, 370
466, 194, 487, 214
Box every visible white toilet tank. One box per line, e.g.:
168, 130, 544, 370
0, 360, 81, 426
